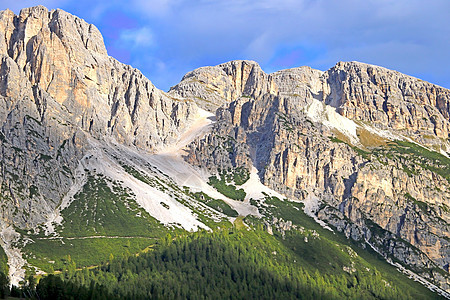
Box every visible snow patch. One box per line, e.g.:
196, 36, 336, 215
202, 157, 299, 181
303, 194, 333, 232
241, 167, 284, 201
305, 98, 359, 145
42, 211, 63, 237
48, 109, 218, 233
144, 108, 260, 217
146, 153, 260, 217
361, 123, 399, 141
82, 147, 209, 232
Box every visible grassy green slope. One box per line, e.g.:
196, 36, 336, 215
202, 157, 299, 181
12, 159, 444, 298
21, 164, 234, 274
249, 195, 441, 299
41, 222, 441, 299
22, 173, 169, 273
31, 192, 442, 299
60, 174, 164, 238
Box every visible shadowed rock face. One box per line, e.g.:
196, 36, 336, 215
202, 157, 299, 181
182, 60, 450, 290
0, 6, 196, 228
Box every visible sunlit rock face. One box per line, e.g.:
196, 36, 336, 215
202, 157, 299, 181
324, 61, 450, 145
181, 60, 450, 291
0, 6, 196, 228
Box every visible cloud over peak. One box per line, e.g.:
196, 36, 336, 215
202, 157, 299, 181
1, 0, 449, 90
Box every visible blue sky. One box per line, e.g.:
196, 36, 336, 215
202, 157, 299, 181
2, 0, 450, 91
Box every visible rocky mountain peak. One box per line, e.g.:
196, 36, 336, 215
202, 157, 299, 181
169, 59, 275, 111
0, 6, 197, 229
324, 60, 450, 147
173, 57, 449, 152
183, 57, 450, 292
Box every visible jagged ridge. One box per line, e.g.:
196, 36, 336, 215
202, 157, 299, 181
180, 60, 450, 291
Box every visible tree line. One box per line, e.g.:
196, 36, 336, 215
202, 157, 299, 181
0, 227, 426, 299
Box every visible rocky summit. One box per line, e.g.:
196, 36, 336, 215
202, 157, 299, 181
0, 5, 449, 298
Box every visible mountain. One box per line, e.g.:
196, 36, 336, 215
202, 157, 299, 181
0, 5, 448, 298
176, 60, 450, 284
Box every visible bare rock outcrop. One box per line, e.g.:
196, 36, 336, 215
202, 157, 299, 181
0, 6, 196, 228
324, 62, 450, 149
184, 60, 450, 290
0, 5, 449, 292
175, 59, 450, 152
169, 60, 276, 111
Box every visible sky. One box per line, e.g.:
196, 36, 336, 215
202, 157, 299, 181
1, 0, 450, 91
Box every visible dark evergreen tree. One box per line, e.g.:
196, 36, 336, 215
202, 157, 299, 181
0, 272, 8, 299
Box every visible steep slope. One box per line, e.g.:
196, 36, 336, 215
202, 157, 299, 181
0, 8, 278, 284
0, 6, 202, 284
181, 60, 450, 291
169, 60, 277, 111
0, 5, 197, 228
324, 62, 450, 152
174, 60, 450, 153
35, 222, 444, 299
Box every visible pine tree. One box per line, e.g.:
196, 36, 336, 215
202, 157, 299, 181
0, 272, 9, 299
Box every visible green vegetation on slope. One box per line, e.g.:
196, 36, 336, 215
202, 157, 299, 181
219, 166, 250, 185
0, 246, 8, 275
208, 175, 246, 201
9, 163, 442, 299
119, 162, 231, 228
33, 225, 441, 300
27, 193, 440, 299
207, 166, 250, 201
21, 173, 168, 272
192, 191, 238, 217
387, 140, 450, 183
59, 174, 163, 238
329, 136, 450, 183
249, 194, 441, 299
24, 237, 156, 273
0, 272, 9, 299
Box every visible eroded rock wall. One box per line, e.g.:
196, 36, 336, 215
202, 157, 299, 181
183, 60, 450, 290
0, 6, 196, 228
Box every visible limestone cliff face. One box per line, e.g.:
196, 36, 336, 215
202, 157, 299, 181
184, 60, 450, 290
169, 60, 277, 111
324, 62, 450, 149
0, 6, 196, 228
176, 60, 450, 151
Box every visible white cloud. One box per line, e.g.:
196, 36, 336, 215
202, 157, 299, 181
119, 27, 154, 48
2, 0, 450, 89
